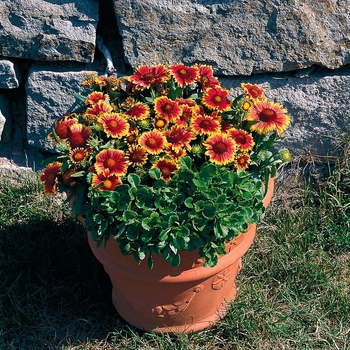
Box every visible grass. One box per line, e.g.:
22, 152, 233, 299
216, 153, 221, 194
0, 136, 349, 349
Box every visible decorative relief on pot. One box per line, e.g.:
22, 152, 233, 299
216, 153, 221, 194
226, 234, 244, 253
148, 285, 204, 319
212, 266, 233, 290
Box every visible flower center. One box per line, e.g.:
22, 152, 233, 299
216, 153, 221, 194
160, 166, 171, 177
167, 129, 183, 143
199, 120, 212, 129
155, 119, 166, 128
235, 133, 247, 144
179, 69, 188, 77
259, 108, 277, 122
108, 120, 118, 130
47, 173, 57, 184
163, 103, 173, 111
143, 72, 155, 81
126, 134, 137, 143
73, 151, 85, 161
104, 179, 113, 189
212, 142, 228, 154
106, 158, 116, 168
146, 137, 157, 147
129, 150, 144, 162
213, 95, 222, 103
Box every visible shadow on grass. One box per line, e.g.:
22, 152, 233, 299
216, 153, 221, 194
0, 217, 123, 349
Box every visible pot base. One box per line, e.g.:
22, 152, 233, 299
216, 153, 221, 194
88, 224, 255, 333
110, 258, 243, 333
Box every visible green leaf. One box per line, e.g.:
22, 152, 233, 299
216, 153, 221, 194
126, 228, 138, 241
168, 250, 181, 267
123, 210, 138, 221
60, 161, 70, 172
137, 249, 146, 261
192, 179, 207, 187
194, 200, 205, 212
198, 163, 217, 180
73, 92, 87, 103
179, 156, 192, 169
169, 244, 178, 255
147, 254, 154, 270
141, 230, 153, 243
115, 224, 126, 238
149, 168, 162, 180
203, 202, 216, 219
168, 214, 179, 226
127, 173, 140, 187
184, 197, 193, 208
172, 236, 188, 250
214, 221, 229, 239
216, 194, 227, 203
143, 96, 154, 104
241, 191, 253, 200
70, 171, 86, 178
162, 248, 169, 261
158, 229, 170, 241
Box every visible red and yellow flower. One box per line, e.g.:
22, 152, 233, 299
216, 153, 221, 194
94, 149, 127, 176
166, 145, 186, 160
202, 87, 231, 112
241, 83, 265, 100
50, 115, 78, 141
169, 64, 198, 87
40, 162, 62, 194
165, 126, 194, 151
138, 130, 167, 154
129, 64, 169, 89
69, 147, 89, 164
85, 91, 109, 105
125, 127, 138, 144
85, 100, 113, 119
94, 75, 109, 87
247, 99, 291, 135
154, 117, 168, 130
91, 170, 121, 191
228, 129, 255, 152
197, 64, 219, 90
123, 102, 150, 120
152, 158, 179, 181
99, 113, 129, 138
191, 115, 221, 135
234, 153, 251, 170
204, 133, 236, 165
125, 145, 148, 167
42, 64, 292, 219
154, 96, 182, 121
68, 124, 92, 148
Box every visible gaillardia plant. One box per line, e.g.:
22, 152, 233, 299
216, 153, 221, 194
40, 63, 291, 269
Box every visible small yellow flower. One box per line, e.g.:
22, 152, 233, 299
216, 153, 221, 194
280, 148, 292, 162
242, 100, 251, 111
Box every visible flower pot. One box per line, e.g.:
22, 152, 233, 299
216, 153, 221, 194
85, 177, 274, 333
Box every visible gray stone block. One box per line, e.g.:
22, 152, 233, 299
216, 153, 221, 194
0, 0, 99, 63
26, 66, 96, 150
113, 0, 350, 75
0, 59, 22, 88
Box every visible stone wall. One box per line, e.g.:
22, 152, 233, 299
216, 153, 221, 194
0, 0, 349, 171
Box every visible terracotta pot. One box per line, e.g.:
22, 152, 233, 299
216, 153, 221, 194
84, 177, 275, 333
